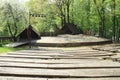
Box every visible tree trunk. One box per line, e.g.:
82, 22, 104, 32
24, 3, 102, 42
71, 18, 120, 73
86, 0, 91, 32
63, 6, 66, 25
101, 0, 105, 37
93, 0, 105, 38
67, 0, 70, 23
71, 0, 74, 23
113, 0, 116, 41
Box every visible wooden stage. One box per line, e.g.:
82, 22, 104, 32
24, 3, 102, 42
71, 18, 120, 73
0, 44, 120, 80
4, 34, 112, 48
31, 34, 112, 47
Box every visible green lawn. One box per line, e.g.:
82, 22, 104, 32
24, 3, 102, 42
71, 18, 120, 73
0, 47, 24, 54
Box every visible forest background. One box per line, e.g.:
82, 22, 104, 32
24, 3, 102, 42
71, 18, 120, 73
0, 0, 119, 42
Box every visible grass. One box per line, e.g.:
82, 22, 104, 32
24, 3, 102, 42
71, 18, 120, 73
0, 47, 25, 54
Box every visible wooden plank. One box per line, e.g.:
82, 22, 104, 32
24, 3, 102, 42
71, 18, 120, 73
93, 46, 120, 53
0, 77, 120, 80
49, 78, 120, 80
5, 41, 29, 48
17, 49, 99, 54
0, 77, 46, 80
0, 55, 52, 59
0, 67, 119, 78
1, 53, 116, 58
5, 50, 116, 58
7, 52, 107, 55
72, 54, 116, 57
64, 52, 115, 55
3, 53, 116, 58
0, 55, 104, 59
12, 50, 111, 55
8, 52, 115, 56
8, 52, 68, 56
64, 51, 102, 54
1, 52, 111, 58
18, 50, 62, 53
64, 50, 99, 52
0, 57, 103, 61
0, 58, 107, 64
0, 61, 120, 69
8, 51, 62, 54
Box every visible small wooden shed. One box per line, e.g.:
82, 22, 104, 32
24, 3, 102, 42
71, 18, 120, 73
17, 25, 40, 41
61, 23, 82, 35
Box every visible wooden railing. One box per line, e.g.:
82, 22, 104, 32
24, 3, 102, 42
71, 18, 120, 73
0, 37, 13, 42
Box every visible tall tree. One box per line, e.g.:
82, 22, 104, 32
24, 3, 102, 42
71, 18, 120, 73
25, 0, 120, 42
66, 0, 71, 23
55, 0, 65, 27
0, 1, 27, 41
113, 0, 116, 41
93, 0, 106, 37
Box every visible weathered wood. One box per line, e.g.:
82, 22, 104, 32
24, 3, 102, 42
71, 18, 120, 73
4, 53, 116, 58
17, 49, 99, 53
0, 57, 102, 61
0, 58, 106, 64
0, 77, 120, 80
32, 39, 112, 47
48, 78, 120, 80
8, 52, 114, 56
0, 44, 119, 79
0, 67, 119, 78
8, 52, 68, 56
18, 50, 62, 53
0, 77, 46, 80
5, 41, 29, 48
0, 55, 105, 59
63, 51, 112, 54
64, 50, 99, 52
0, 61, 120, 69
92, 46, 120, 53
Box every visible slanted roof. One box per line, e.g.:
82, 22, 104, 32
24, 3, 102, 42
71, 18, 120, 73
17, 25, 40, 41
61, 23, 82, 35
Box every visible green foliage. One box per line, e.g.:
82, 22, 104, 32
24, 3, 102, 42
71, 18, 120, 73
0, 0, 119, 42
0, 0, 27, 37
0, 46, 25, 54
0, 47, 14, 53
26, 0, 60, 33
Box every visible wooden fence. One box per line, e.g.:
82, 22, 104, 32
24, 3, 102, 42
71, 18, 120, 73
0, 37, 13, 42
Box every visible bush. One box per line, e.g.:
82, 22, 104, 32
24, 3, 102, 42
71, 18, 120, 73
0, 43, 2, 47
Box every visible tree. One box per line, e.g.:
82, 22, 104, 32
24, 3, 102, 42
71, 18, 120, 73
93, 0, 106, 37
112, 0, 116, 41
26, 0, 120, 42
26, 0, 60, 34
55, 0, 72, 24
55, 0, 66, 27
0, 0, 27, 41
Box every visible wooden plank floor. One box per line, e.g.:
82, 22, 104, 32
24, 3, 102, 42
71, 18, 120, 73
93, 44, 120, 62
0, 46, 120, 80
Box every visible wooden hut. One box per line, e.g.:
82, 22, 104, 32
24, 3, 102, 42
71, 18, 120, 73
17, 25, 40, 41
61, 23, 82, 35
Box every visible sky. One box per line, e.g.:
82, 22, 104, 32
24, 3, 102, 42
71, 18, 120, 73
19, 0, 54, 3
19, 0, 29, 3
